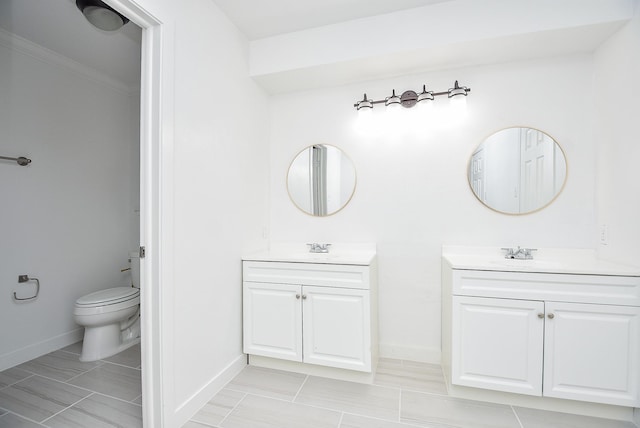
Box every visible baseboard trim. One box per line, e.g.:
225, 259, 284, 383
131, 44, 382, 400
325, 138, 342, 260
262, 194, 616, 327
248, 355, 377, 384
446, 381, 634, 422
0, 328, 84, 371
378, 344, 441, 364
173, 354, 247, 427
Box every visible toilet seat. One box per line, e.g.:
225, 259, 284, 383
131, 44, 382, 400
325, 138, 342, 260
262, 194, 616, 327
76, 287, 139, 308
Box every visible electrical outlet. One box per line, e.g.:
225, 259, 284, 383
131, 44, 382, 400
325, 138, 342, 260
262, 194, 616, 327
600, 224, 608, 245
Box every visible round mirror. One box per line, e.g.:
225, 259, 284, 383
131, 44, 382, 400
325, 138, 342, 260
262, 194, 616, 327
468, 127, 567, 214
287, 144, 356, 216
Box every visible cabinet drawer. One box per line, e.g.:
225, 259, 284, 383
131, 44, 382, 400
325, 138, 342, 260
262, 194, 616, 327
243, 261, 370, 289
453, 269, 640, 306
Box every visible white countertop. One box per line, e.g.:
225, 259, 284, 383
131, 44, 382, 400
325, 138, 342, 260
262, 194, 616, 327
442, 246, 640, 276
243, 243, 377, 266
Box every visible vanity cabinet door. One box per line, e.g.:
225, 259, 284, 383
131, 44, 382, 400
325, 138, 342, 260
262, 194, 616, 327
452, 296, 544, 395
243, 282, 302, 362
543, 302, 640, 406
302, 286, 371, 372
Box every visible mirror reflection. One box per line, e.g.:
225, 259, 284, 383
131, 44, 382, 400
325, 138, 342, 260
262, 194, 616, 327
287, 144, 356, 216
469, 127, 567, 214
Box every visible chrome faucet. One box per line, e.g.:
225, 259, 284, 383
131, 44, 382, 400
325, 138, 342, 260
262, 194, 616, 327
501, 246, 537, 260
307, 243, 331, 253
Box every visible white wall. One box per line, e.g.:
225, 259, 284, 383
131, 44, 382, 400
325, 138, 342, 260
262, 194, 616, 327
129, 91, 141, 252
594, 6, 640, 266
593, 5, 640, 421
269, 55, 596, 362
0, 34, 138, 369
126, 0, 270, 426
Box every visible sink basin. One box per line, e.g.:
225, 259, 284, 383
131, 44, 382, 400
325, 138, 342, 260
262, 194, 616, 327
442, 246, 640, 276
282, 252, 339, 261
487, 259, 559, 269
243, 243, 377, 266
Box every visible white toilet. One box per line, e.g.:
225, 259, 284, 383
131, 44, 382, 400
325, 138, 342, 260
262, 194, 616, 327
73, 251, 141, 362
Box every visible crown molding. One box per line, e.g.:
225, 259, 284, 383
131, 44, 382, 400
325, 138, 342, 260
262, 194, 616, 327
0, 27, 135, 95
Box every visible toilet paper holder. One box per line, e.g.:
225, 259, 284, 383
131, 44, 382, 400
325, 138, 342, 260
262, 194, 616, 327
13, 275, 40, 301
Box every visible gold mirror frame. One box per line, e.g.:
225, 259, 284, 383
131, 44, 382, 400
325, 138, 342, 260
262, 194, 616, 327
286, 144, 357, 217
468, 127, 568, 215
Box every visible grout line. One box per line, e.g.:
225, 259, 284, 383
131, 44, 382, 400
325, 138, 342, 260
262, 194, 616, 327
92, 391, 143, 407
230, 391, 304, 405
342, 411, 425, 428
58, 349, 81, 357
440, 364, 450, 396
41, 392, 95, 424
188, 420, 218, 428
217, 391, 247, 426
99, 360, 142, 371
222, 373, 440, 424
292, 374, 309, 402
67, 382, 142, 405
15, 372, 86, 387
0, 373, 36, 390
36, 370, 142, 405
2, 410, 49, 427
398, 387, 402, 422
511, 405, 525, 428
4, 348, 142, 426
15, 357, 104, 384
63, 363, 104, 384
226, 390, 351, 418
100, 360, 140, 370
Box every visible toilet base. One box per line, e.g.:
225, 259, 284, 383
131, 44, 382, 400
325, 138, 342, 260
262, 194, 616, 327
79, 316, 141, 362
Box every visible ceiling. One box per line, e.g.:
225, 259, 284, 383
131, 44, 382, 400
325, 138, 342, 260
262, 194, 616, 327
210, 0, 453, 40
0, 0, 634, 94
0, 0, 451, 90
0, 0, 141, 90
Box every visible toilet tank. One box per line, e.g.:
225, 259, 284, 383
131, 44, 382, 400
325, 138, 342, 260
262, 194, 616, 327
129, 250, 141, 288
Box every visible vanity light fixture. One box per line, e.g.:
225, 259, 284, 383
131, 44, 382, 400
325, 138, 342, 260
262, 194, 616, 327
385, 90, 401, 107
355, 94, 373, 111
417, 85, 435, 103
353, 80, 470, 110
448, 80, 471, 98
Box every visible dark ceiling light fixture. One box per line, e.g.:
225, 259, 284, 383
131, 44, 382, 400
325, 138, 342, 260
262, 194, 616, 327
76, 0, 130, 31
353, 80, 471, 110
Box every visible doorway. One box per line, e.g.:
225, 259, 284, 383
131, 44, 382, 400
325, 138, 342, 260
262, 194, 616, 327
0, 0, 163, 425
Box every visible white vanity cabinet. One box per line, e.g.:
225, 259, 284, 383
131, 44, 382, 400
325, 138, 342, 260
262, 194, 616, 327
443, 264, 640, 407
243, 260, 377, 373
542, 301, 640, 405
452, 295, 545, 396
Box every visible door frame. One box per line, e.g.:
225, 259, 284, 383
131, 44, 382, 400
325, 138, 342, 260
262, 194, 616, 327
104, 1, 170, 426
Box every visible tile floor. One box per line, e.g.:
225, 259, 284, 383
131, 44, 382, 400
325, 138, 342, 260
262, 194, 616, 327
183, 358, 639, 428
0, 342, 142, 428
1, 349, 637, 428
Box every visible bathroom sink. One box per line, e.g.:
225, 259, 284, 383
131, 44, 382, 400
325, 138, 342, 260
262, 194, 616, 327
488, 259, 554, 266
442, 246, 640, 276
243, 243, 377, 266
276, 251, 359, 263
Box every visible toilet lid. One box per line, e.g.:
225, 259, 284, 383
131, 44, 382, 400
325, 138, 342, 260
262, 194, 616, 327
76, 287, 139, 306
